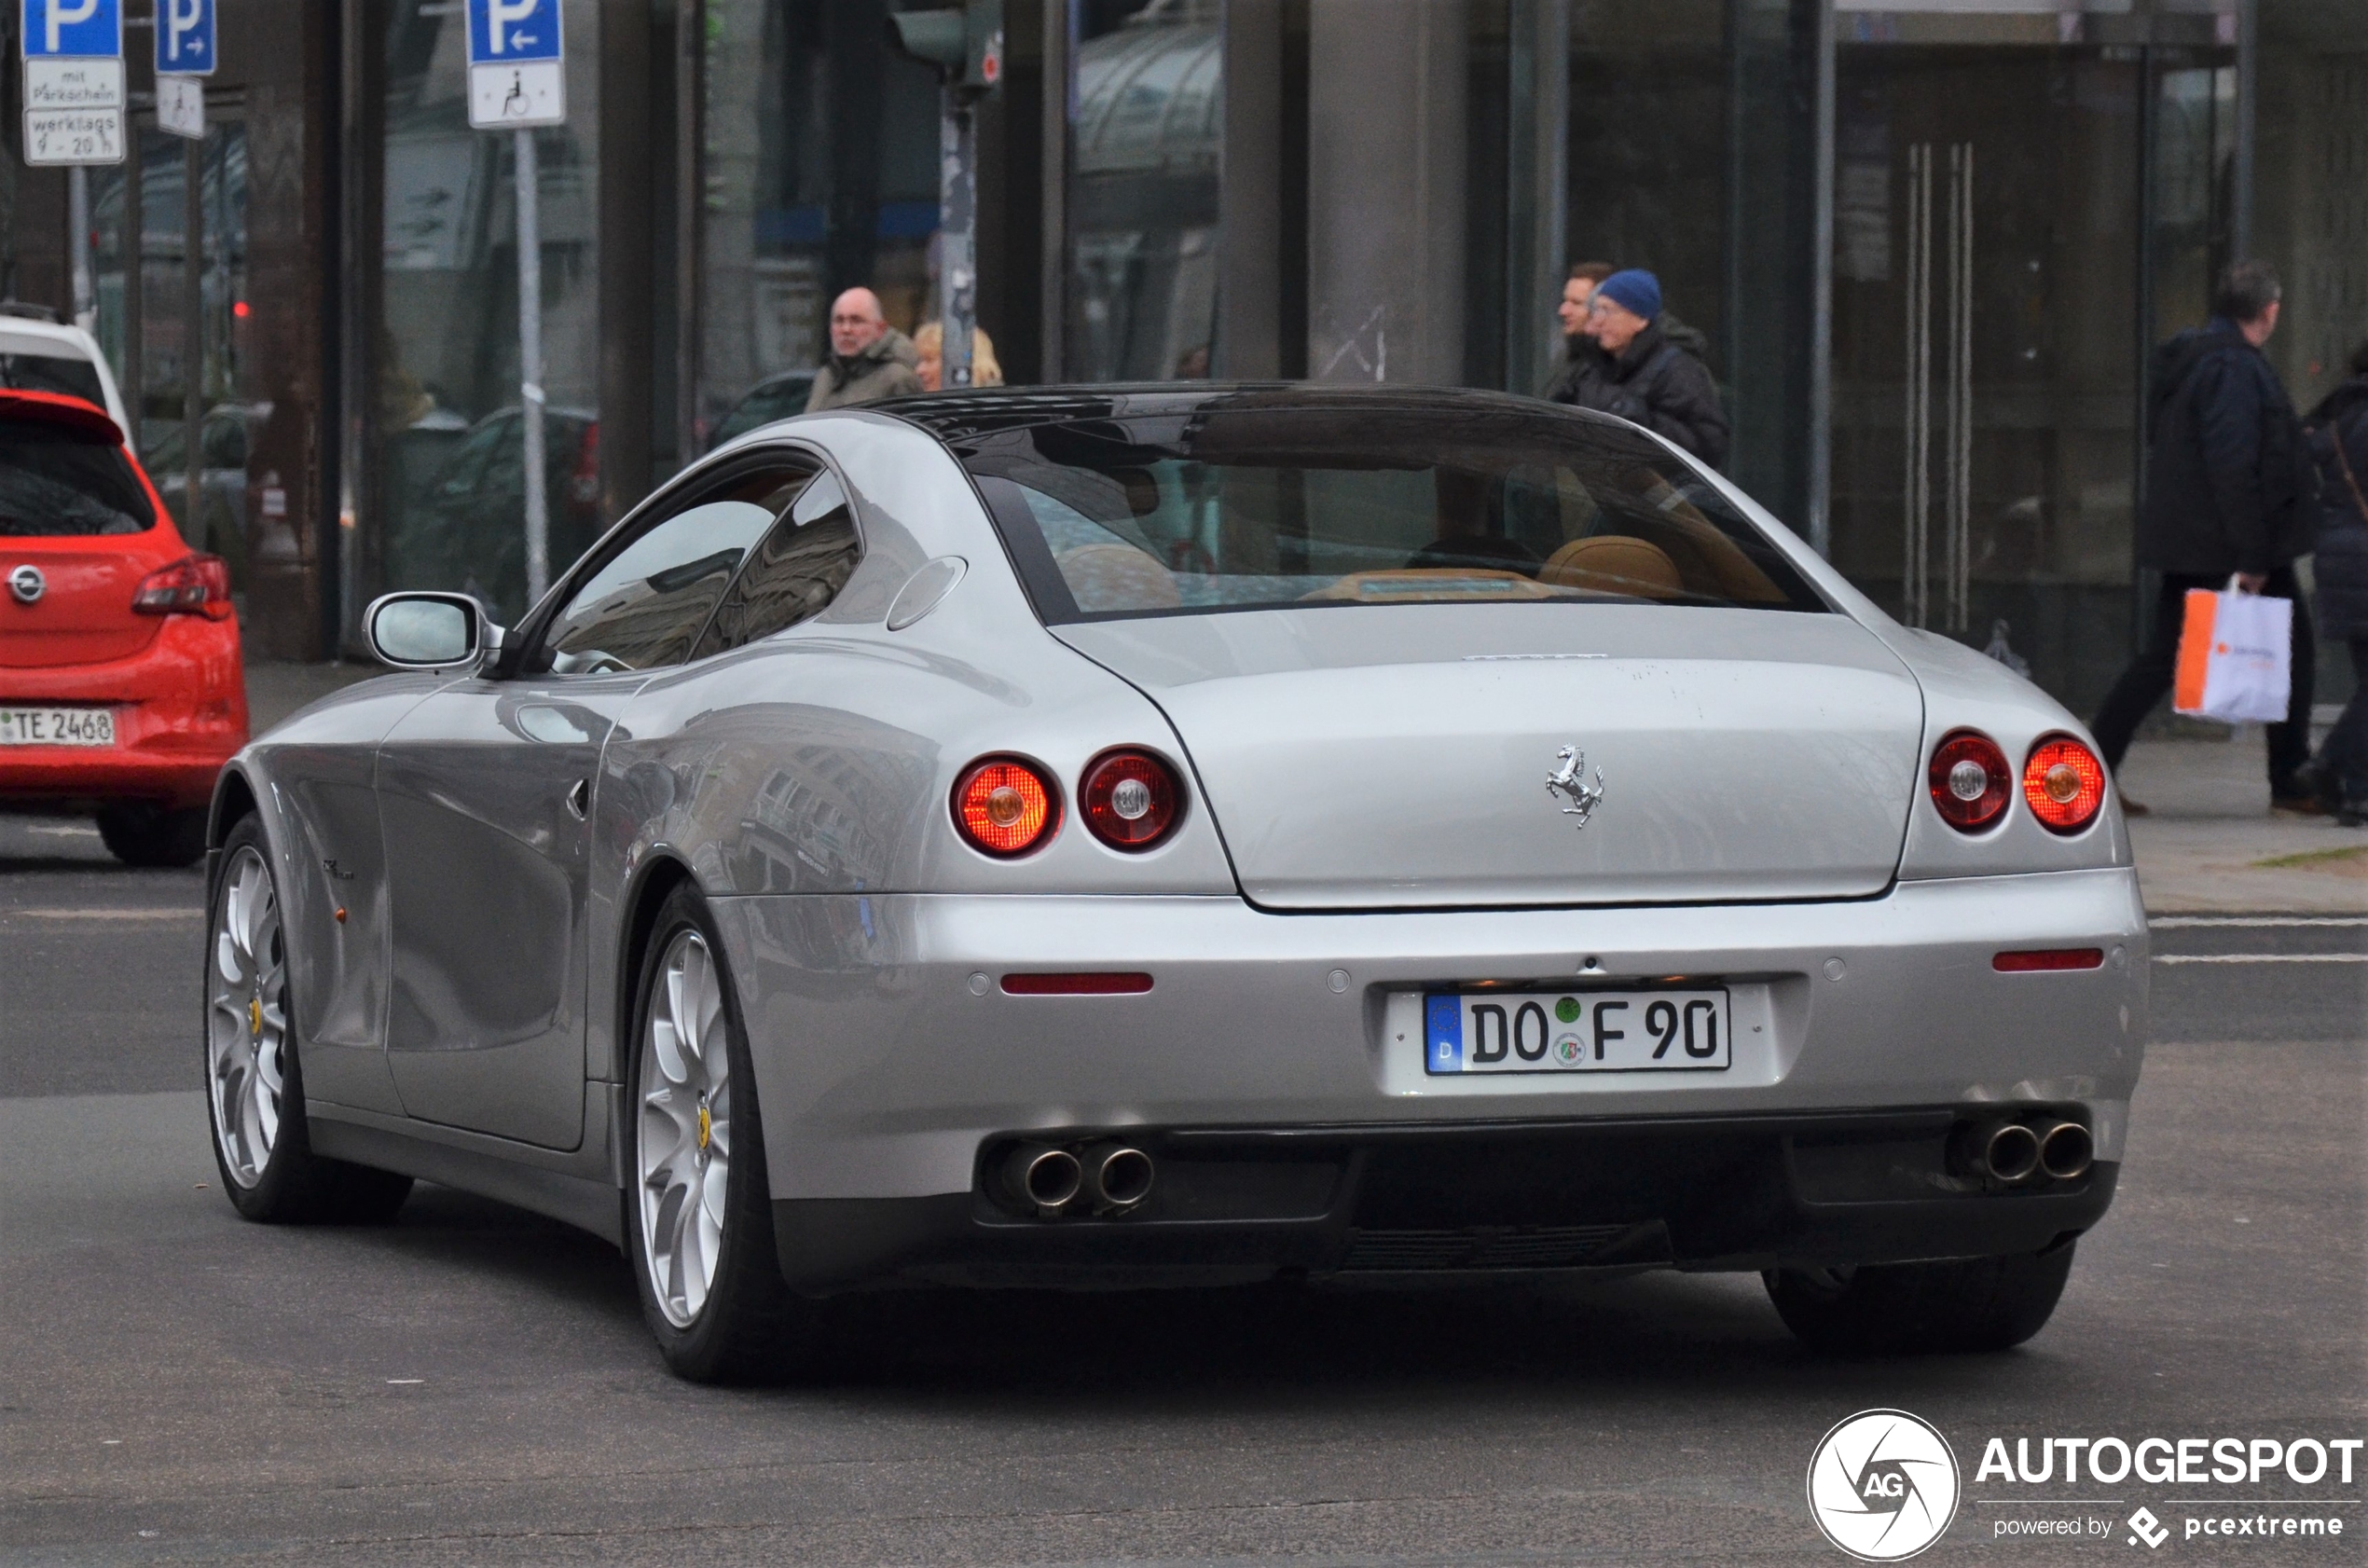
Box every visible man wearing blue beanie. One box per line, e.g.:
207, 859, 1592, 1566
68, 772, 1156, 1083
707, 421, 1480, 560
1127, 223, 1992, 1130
1555, 268, 1728, 469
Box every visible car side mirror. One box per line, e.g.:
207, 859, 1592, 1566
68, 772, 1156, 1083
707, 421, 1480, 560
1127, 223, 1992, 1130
365, 591, 502, 672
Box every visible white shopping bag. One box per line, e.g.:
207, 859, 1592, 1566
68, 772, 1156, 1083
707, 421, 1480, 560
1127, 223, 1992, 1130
2172, 580, 2292, 724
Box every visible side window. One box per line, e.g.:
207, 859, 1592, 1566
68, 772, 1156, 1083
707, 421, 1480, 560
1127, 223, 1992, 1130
536, 465, 813, 674
691, 469, 864, 658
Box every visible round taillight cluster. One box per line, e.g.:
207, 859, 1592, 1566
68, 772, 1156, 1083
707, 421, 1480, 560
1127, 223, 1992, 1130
952, 758, 1058, 857
950, 748, 1188, 858
2023, 736, 2106, 834
1081, 749, 1183, 849
1928, 730, 2011, 832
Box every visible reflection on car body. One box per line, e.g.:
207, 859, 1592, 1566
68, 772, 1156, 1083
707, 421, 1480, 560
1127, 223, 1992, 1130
207, 384, 2143, 1382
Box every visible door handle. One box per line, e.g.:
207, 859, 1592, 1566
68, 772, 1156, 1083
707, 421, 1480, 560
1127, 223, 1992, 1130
566, 777, 590, 820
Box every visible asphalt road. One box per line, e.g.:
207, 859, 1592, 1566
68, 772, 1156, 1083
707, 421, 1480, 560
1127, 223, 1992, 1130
2, 812, 2361, 1566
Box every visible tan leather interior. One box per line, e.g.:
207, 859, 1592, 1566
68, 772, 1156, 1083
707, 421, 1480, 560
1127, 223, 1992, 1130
1055, 543, 1182, 611
1538, 535, 1687, 599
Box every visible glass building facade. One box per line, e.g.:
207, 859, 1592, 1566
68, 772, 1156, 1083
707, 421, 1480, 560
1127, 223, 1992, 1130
2, 0, 2361, 716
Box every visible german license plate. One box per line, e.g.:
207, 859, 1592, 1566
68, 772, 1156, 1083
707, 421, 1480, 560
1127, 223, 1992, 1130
0, 707, 116, 747
1425, 988, 1730, 1075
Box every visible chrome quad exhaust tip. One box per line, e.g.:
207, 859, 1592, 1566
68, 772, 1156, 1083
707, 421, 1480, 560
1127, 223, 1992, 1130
1981, 1121, 2043, 1184
1083, 1144, 1155, 1214
2038, 1121, 2094, 1181
1005, 1143, 1083, 1216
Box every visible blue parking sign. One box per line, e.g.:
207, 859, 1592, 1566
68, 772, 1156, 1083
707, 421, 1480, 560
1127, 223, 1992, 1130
153, 0, 213, 76
467, 0, 562, 65
20, 0, 121, 58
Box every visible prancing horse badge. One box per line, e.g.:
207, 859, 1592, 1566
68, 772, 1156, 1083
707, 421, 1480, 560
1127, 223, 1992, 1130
1546, 745, 1605, 830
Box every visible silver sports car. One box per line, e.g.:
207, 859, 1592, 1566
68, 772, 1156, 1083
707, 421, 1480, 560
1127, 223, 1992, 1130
204, 386, 2144, 1381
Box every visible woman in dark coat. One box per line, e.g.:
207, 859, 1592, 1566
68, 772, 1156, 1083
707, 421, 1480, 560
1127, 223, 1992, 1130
2304, 340, 2368, 824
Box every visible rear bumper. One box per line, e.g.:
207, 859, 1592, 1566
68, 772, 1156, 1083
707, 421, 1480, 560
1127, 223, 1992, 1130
774, 1110, 2118, 1293
0, 614, 245, 809
713, 867, 2148, 1224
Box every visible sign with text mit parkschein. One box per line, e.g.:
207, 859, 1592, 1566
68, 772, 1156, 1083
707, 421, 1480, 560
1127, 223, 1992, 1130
19, 0, 124, 166
465, 0, 565, 130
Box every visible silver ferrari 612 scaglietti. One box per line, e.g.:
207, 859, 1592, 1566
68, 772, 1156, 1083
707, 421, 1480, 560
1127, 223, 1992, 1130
203, 386, 2144, 1381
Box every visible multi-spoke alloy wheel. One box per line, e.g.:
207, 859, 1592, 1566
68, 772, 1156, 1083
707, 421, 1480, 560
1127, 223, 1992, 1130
638, 928, 734, 1328
203, 817, 413, 1226
209, 844, 286, 1187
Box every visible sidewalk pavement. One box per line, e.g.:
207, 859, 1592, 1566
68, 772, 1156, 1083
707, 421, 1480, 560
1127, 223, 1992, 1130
239, 665, 2367, 917
2117, 736, 2368, 915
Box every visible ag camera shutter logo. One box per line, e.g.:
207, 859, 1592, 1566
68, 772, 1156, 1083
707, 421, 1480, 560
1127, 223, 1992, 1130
1808, 1409, 1962, 1561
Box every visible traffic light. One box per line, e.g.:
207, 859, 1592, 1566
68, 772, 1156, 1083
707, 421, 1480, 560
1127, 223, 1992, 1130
888, 0, 1004, 98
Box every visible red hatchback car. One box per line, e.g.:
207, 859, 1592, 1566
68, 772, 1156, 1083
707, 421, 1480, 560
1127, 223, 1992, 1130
0, 389, 246, 865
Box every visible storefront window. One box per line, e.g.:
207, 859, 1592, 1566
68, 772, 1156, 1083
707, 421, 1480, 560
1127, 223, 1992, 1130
695, 0, 942, 450
375, 0, 600, 623
1067, 0, 1221, 381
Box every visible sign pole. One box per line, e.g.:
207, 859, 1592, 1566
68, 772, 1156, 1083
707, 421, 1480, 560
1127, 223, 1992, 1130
464, 0, 564, 609
515, 125, 546, 605
184, 132, 201, 542
67, 163, 91, 328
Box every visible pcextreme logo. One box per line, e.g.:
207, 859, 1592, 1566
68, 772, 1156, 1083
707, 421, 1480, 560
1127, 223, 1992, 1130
1808, 1409, 1962, 1561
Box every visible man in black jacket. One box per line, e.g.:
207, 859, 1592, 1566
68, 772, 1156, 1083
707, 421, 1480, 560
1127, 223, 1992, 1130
1550, 269, 1729, 470
2089, 259, 2319, 812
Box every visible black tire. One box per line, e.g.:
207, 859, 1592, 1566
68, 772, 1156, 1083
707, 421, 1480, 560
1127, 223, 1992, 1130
1764, 1242, 2076, 1354
206, 814, 414, 1225
624, 882, 824, 1383
99, 802, 211, 868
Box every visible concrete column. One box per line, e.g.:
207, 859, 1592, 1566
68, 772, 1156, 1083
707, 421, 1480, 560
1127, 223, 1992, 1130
1305, 0, 1467, 384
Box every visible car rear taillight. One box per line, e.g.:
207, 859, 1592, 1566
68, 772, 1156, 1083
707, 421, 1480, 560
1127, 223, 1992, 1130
1928, 729, 2010, 832
952, 757, 1059, 857
1079, 748, 1184, 850
2023, 736, 2106, 834
131, 554, 233, 620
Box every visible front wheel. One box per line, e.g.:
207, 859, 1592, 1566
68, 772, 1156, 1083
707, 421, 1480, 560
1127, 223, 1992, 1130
206, 816, 414, 1224
1764, 1242, 2077, 1354
626, 883, 822, 1383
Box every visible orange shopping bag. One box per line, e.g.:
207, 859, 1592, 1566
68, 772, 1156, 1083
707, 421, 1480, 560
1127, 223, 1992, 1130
2172, 580, 2292, 724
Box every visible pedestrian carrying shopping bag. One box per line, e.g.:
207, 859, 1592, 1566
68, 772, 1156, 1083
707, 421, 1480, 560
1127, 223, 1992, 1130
2172, 579, 2292, 724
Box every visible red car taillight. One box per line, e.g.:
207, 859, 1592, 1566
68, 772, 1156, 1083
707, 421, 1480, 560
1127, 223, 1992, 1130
131, 554, 234, 620
1928, 729, 2010, 832
952, 757, 1059, 857
2023, 736, 2106, 833
1079, 748, 1184, 850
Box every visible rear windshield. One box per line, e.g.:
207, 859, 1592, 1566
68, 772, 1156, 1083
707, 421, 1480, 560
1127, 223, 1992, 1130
0, 351, 105, 407
0, 417, 155, 537
957, 404, 1825, 622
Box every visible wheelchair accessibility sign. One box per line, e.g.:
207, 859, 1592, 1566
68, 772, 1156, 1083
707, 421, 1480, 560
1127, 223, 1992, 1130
465, 0, 564, 129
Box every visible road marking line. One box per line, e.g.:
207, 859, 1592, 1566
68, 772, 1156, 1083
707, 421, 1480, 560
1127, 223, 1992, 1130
1, 907, 202, 920
2152, 915, 2368, 928
2154, 953, 2368, 964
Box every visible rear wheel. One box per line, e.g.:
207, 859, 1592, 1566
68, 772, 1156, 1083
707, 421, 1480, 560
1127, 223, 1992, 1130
206, 816, 413, 1224
98, 802, 209, 868
626, 883, 822, 1383
1764, 1242, 2076, 1354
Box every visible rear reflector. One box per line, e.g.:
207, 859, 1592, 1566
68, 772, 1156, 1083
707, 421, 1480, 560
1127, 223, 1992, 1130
1993, 948, 2105, 973
1000, 971, 1154, 996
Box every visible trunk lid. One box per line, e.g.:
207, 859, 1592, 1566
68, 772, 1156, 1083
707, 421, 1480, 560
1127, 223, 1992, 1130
0, 543, 163, 667
1056, 605, 1925, 910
